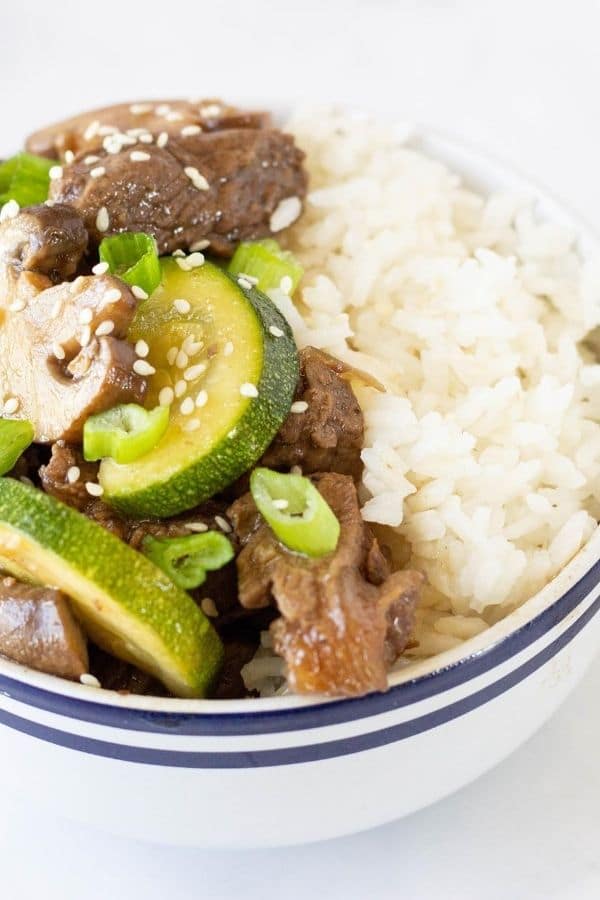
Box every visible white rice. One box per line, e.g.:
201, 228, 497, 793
242, 107, 600, 693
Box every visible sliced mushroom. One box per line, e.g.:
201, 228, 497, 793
26, 98, 271, 160
0, 203, 87, 286
0, 578, 88, 680
0, 207, 146, 442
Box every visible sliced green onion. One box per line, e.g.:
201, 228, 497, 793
99, 232, 161, 297
250, 467, 340, 557
0, 419, 34, 475
228, 239, 303, 296
0, 153, 54, 208
83, 404, 169, 464
142, 531, 234, 591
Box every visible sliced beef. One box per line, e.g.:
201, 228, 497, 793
0, 578, 88, 679
49, 127, 307, 256
26, 99, 271, 160
261, 347, 365, 480
228, 473, 423, 697
0, 203, 87, 282
88, 644, 166, 695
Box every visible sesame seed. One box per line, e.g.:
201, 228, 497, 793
238, 272, 259, 285
135, 339, 150, 358
184, 363, 206, 382
173, 298, 191, 314
240, 382, 258, 398
290, 400, 308, 414
280, 275, 293, 294
215, 515, 232, 533
180, 397, 194, 415
49, 165, 63, 180
70, 276, 85, 294
52, 342, 66, 360
172, 249, 186, 258
189, 239, 210, 252
3, 397, 19, 415
8, 298, 26, 312
85, 482, 104, 497
182, 418, 201, 432
182, 335, 202, 355
167, 347, 178, 366
79, 325, 92, 347
80, 673, 102, 688
269, 196, 302, 232
79, 308, 93, 325
158, 386, 174, 407
90, 166, 106, 178
95, 319, 115, 336
269, 325, 284, 337
66, 466, 80, 484
64, 150, 75, 164
223, 341, 234, 356
133, 359, 156, 376
104, 288, 122, 304
185, 521, 208, 533
272, 498, 289, 510
175, 257, 192, 271
83, 120, 100, 141
174, 379, 187, 397
96, 207, 110, 232
130, 103, 152, 115
98, 125, 118, 136
132, 285, 148, 300
187, 252, 205, 268
237, 276, 252, 290
92, 261, 110, 275
181, 124, 202, 136
156, 132, 169, 148
200, 597, 218, 618
175, 350, 189, 369
130, 150, 151, 162
200, 103, 222, 117
291, 465, 303, 475
139, 133, 154, 144
84, 155, 100, 165
195, 389, 208, 408
0, 199, 20, 222
155, 104, 171, 116
184, 166, 210, 191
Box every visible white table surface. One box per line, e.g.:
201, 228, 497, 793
2, 1, 600, 896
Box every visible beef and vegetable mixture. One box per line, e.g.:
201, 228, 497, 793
0, 99, 422, 699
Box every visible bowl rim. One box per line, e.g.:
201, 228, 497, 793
1, 120, 599, 728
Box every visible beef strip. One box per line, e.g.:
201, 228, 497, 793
49, 127, 307, 256
228, 473, 423, 697
261, 347, 365, 480
26, 99, 271, 160
0, 577, 88, 679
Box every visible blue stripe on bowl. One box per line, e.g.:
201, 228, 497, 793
0, 588, 598, 768
0, 554, 598, 737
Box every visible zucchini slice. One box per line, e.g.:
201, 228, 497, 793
0, 478, 223, 698
100, 260, 299, 517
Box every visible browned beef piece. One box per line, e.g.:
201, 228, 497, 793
0, 204, 87, 282
49, 127, 307, 257
26, 99, 271, 160
228, 473, 423, 697
261, 347, 365, 480
88, 644, 166, 695
0, 578, 88, 679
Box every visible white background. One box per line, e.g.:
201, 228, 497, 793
2, 1, 600, 897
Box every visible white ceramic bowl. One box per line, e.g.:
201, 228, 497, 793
1, 129, 599, 848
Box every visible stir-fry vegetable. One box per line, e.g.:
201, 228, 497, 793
250, 467, 340, 557
0, 153, 54, 208
99, 232, 161, 297
228, 239, 303, 296
0, 419, 34, 475
142, 531, 234, 591
83, 404, 169, 464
